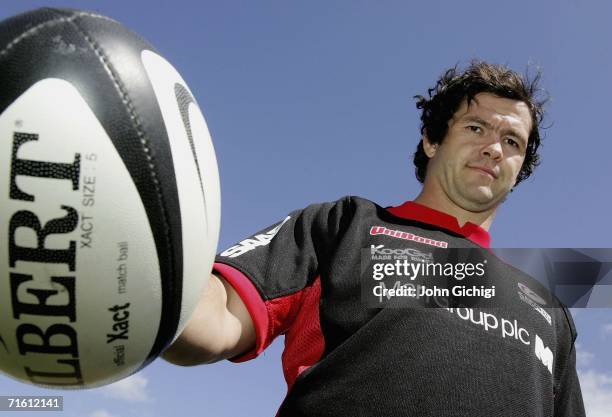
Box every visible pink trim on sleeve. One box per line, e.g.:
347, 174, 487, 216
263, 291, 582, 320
213, 262, 270, 362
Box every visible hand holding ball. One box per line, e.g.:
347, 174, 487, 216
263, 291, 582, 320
0, 8, 220, 388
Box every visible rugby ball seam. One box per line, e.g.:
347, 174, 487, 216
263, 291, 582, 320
0, 10, 118, 60
58, 11, 178, 291
0, 15, 79, 59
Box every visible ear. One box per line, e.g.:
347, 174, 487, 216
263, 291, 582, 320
422, 134, 438, 158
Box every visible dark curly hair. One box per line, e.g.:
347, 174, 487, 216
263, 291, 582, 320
413, 60, 547, 186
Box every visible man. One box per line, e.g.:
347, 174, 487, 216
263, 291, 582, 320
163, 61, 585, 416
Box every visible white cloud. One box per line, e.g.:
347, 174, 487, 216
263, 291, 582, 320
576, 347, 595, 368
602, 323, 612, 336
90, 410, 119, 417
102, 373, 150, 402
579, 370, 612, 417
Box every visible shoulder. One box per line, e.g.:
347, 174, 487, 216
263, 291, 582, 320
297, 195, 378, 218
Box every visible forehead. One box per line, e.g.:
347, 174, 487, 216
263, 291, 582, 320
452, 92, 533, 135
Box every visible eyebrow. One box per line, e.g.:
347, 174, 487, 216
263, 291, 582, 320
461, 115, 528, 146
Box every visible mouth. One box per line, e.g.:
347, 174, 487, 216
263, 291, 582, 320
468, 165, 498, 179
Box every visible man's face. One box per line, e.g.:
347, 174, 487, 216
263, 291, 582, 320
423, 92, 532, 212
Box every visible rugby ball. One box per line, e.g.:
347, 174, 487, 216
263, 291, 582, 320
0, 8, 220, 388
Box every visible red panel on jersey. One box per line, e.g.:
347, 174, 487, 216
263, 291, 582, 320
282, 276, 324, 391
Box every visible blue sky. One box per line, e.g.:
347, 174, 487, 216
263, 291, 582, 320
1, 1, 611, 416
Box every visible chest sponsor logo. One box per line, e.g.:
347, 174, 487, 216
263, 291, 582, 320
445, 307, 554, 375
220, 216, 291, 258
535, 334, 554, 374
517, 282, 552, 326
369, 226, 448, 248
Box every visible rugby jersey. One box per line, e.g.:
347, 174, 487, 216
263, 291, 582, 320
214, 196, 585, 417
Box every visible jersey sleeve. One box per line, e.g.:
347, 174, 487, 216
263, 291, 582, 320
213, 196, 353, 362
553, 307, 586, 417
553, 346, 585, 417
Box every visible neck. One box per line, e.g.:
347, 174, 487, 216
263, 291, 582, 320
413, 189, 498, 231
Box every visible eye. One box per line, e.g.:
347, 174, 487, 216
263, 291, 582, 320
467, 125, 482, 133
505, 137, 520, 148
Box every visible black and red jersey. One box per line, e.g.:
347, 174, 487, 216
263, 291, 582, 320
214, 196, 585, 417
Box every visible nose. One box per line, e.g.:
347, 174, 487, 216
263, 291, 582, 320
481, 134, 503, 161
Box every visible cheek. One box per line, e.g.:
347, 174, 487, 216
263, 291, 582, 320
505, 156, 525, 177
434, 149, 460, 174
447, 146, 472, 169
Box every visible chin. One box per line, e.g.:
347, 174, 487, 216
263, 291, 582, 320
460, 189, 497, 209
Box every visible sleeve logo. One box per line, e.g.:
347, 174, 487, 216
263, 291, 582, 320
220, 216, 291, 258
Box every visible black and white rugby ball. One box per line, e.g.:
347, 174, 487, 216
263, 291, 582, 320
0, 8, 220, 387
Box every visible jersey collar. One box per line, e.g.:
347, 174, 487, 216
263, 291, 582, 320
386, 201, 491, 248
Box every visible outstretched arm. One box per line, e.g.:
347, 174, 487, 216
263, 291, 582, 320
162, 273, 255, 366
